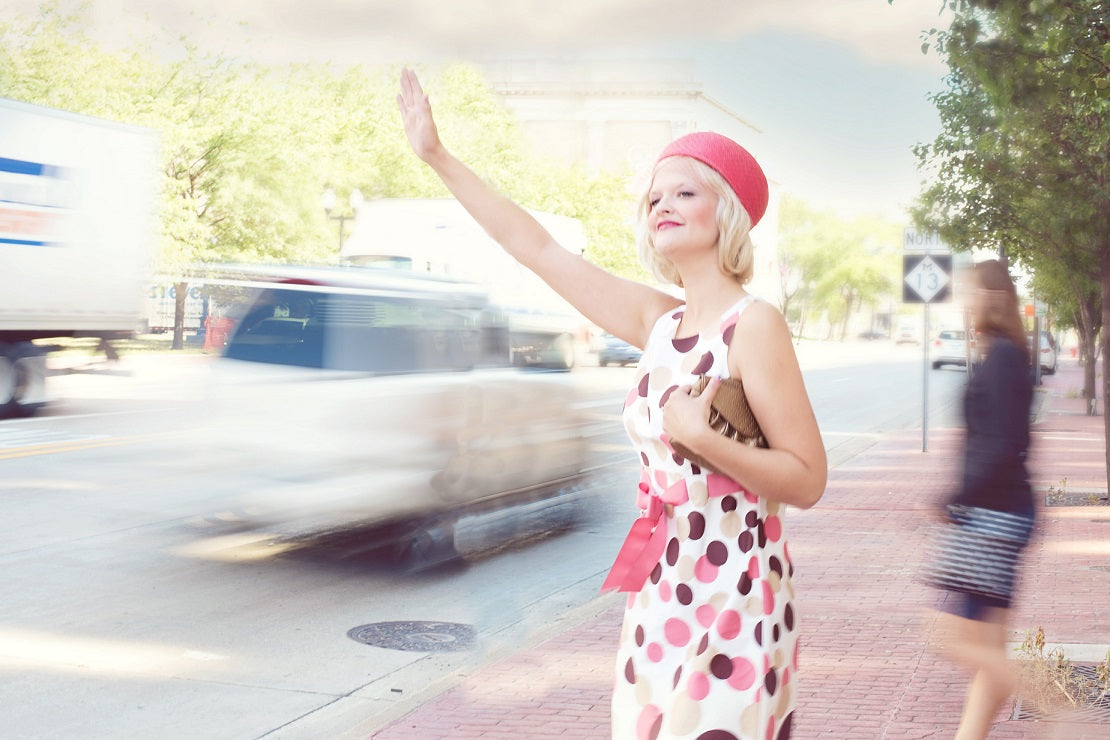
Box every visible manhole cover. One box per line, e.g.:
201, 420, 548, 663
1012, 663, 1110, 723
347, 621, 476, 652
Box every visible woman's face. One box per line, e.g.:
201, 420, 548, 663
647, 158, 720, 262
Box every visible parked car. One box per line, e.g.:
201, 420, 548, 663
1029, 330, 1058, 374
194, 264, 594, 562
597, 333, 643, 367
932, 329, 977, 369
896, 321, 919, 344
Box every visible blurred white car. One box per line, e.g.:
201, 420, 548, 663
931, 329, 977, 369
1029, 330, 1058, 374
896, 321, 919, 345
195, 264, 593, 556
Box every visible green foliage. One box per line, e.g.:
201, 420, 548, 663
914, 1, 1108, 268
912, 0, 1109, 407
778, 196, 900, 338
0, 8, 637, 282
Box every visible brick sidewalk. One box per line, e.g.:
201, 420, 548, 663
369, 357, 1109, 739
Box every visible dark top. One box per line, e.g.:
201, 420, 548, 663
951, 334, 1034, 513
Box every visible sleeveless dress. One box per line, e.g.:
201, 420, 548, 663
610, 295, 798, 740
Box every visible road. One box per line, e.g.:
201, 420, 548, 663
0, 340, 966, 739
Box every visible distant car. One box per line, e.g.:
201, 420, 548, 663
195, 264, 593, 562
1029, 330, 1058, 374
597, 333, 642, 367
932, 329, 977, 369
896, 323, 919, 344
857, 330, 888, 341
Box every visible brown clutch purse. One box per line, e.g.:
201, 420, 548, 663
671, 375, 767, 473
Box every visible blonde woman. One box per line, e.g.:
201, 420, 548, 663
398, 68, 825, 739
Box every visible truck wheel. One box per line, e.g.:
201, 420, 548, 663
393, 517, 459, 571
0, 343, 15, 419
552, 333, 575, 370
10, 343, 47, 417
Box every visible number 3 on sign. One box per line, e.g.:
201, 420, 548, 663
914, 262, 939, 290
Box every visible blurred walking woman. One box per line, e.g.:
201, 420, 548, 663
398, 69, 826, 739
931, 259, 1036, 740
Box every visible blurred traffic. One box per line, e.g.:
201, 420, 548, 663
190, 263, 606, 563
595, 332, 643, 367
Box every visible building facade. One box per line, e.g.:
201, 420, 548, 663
481, 57, 783, 304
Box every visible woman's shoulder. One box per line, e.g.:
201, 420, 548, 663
733, 296, 788, 334
727, 298, 793, 368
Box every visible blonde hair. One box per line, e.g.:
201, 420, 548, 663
635, 158, 756, 288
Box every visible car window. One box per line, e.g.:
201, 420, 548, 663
223, 286, 501, 373
1028, 332, 1056, 350
939, 330, 964, 340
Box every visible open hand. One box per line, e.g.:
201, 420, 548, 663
662, 377, 721, 454
396, 68, 442, 162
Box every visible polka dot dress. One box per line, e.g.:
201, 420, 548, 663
611, 295, 797, 740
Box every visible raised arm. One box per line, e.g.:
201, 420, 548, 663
397, 68, 677, 348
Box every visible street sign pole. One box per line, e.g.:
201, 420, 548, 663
903, 229, 953, 453
922, 298, 930, 452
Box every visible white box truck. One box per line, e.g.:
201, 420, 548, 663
0, 97, 158, 418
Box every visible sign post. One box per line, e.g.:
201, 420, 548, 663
903, 229, 952, 452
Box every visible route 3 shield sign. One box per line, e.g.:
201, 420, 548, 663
903, 254, 952, 303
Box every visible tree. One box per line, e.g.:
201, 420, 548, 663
777, 196, 834, 336
778, 196, 899, 340
2, 7, 640, 350
1031, 254, 1102, 363
908, 0, 1109, 481
910, 1, 1110, 399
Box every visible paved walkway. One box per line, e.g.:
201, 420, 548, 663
367, 357, 1110, 739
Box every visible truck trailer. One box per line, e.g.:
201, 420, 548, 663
0, 97, 158, 418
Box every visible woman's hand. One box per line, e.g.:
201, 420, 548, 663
396, 68, 442, 163
662, 377, 720, 455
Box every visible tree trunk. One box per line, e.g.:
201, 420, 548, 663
840, 294, 852, 340
1100, 252, 1110, 493
1074, 291, 1100, 405
173, 280, 188, 351
1083, 333, 1098, 412
796, 297, 807, 342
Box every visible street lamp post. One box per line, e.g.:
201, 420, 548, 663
321, 187, 364, 255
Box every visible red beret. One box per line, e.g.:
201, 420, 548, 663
657, 132, 769, 227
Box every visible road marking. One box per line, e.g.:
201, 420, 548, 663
0, 431, 179, 460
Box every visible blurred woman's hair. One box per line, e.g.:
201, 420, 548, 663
972, 259, 1031, 365
635, 158, 755, 288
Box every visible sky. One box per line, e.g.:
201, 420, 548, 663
3, 0, 956, 222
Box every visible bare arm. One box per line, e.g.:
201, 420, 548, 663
397, 68, 677, 348
661, 302, 827, 508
